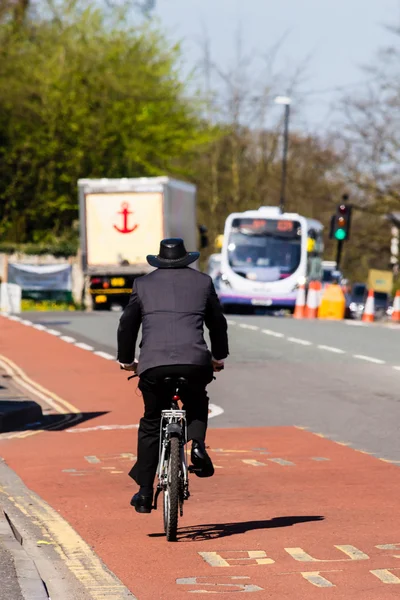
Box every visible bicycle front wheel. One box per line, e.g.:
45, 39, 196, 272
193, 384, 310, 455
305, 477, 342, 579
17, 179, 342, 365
163, 436, 180, 542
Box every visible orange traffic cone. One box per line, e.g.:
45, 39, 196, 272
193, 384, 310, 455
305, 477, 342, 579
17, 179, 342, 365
305, 281, 319, 319
316, 280, 323, 305
294, 282, 306, 319
392, 290, 400, 323
362, 289, 375, 323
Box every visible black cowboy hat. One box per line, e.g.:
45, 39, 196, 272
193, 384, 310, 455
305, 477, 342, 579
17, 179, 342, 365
147, 238, 200, 269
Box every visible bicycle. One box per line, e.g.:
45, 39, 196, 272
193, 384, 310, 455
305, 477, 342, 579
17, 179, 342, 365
153, 376, 189, 542
126, 365, 223, 542
125, 372, 188, 541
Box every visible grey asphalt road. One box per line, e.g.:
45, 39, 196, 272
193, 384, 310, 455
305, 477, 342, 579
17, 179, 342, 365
23, 311, 400, 461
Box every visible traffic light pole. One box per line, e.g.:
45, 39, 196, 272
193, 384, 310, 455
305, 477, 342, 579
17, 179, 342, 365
336, 239, 344, 270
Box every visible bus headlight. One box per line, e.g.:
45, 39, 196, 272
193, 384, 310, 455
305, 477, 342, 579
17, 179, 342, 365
221, 273, 232, 288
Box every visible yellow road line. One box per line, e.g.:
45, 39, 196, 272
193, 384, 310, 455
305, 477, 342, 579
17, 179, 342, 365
0, 354, 81, 440
0, 487, 135, 598
0, 354, 80, 414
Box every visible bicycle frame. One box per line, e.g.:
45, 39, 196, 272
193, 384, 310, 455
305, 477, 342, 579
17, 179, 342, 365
154, 397, 190, 510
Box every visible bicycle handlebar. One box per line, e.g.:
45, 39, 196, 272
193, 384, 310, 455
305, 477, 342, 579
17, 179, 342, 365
122, 364, 224, 381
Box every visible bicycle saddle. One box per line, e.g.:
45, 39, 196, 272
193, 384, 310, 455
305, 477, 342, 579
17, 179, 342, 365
163, 376, 188, 386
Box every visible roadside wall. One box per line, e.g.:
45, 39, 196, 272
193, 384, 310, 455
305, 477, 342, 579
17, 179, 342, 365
0, 253, 84, 305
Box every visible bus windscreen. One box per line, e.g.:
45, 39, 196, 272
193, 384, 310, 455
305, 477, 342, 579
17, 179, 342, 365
228, 218, 302, 281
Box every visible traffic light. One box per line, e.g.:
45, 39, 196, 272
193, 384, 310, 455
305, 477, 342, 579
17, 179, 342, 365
330, 203, 352, 241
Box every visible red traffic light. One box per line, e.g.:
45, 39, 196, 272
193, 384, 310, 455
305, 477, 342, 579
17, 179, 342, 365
338, 204, 347, 214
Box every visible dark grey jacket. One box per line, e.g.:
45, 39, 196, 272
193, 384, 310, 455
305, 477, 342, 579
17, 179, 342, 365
117, 267, 229, 375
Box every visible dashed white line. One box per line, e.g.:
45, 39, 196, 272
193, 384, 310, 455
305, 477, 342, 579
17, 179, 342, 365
226, 320, 237, 326
47, 329, 61, 336
21, 319, 33, 326
262, 329, 284, 338
239, 324, 259, 331
74, 343, 94, 351
33, 324, 47, 331
8, 315, 22, 321
60, 336, 76, 343
318, 345, 346, 354
354, 354, 385, 365
287, 337, 312, 346
208, 403, 224, 418
66, 424, 139, 433
393, 366, 400, 372
94, 351, 115, 361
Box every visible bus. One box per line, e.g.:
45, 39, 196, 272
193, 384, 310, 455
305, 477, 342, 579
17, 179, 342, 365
217, 206, 324, 312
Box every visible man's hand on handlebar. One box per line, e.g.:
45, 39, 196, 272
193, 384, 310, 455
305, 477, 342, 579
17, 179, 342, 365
212, 358, 225, 372
119, 359, 138, 372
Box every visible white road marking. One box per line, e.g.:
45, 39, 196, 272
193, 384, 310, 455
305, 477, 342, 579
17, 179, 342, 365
8, 315, 22, 321
318, 345, 345, 354
288, 337, 312, 346
33, 324, 47, 331
208, 403, 224, 419
262, 329, 284, 338
239, 323, 259, 330
226, 319, 237, 326
74, 342, 94, 351
354, 355, 385, 365
47, 329, 61, 336
94, 351, 115, 361
21, 319, 33, 326
67, 424, 139, 433
60, 336, 76, 343
393, 366, 400, 372
345, 321, 367, 327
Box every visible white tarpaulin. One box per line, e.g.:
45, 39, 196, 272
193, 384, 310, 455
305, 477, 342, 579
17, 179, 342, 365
8, 263, 72, 291
0, 283, 22, 313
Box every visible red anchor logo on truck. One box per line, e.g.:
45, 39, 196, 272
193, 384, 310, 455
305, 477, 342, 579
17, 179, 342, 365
113, 202, 138, 234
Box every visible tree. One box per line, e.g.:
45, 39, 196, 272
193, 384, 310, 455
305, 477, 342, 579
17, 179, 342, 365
0, 1, 211, 245
188, 32, 345, 258
335, 27, 400, 281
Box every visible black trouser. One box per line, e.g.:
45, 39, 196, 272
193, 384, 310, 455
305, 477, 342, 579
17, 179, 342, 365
129, 365, 214, 488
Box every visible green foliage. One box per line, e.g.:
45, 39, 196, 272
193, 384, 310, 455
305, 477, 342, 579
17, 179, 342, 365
21, 299, 78, 311
0, 2, 212, 244
0, 238, 78, 257
1, 1, 398, 289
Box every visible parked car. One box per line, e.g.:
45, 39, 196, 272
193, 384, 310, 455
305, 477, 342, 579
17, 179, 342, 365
346, 283, 391, 320
346, 283, 366, 319
374, 291, 391, 319
322, 262, 343, 289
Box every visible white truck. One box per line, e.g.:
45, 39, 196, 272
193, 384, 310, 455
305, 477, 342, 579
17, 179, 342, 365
78, 177, 206, 310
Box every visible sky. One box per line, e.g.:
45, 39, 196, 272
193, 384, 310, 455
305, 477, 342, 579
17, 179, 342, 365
153, 0, 400, 132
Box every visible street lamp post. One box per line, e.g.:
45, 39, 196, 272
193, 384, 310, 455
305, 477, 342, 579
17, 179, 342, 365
275, 96, 291, 214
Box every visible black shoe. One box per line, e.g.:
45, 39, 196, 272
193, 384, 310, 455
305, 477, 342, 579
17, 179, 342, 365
130, 491, 153, 513
190, 440, 214, 478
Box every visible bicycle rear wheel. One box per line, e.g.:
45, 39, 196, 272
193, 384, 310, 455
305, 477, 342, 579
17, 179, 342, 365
163, 436, 180, 542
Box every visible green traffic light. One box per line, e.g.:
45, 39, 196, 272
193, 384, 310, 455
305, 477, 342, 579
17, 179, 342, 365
335, 228, 346, 241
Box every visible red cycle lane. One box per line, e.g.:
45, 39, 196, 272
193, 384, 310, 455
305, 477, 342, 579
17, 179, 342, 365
1, 318, 400, 599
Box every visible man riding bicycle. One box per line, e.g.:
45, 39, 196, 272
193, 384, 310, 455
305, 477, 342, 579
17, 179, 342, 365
117, 238, 229, 513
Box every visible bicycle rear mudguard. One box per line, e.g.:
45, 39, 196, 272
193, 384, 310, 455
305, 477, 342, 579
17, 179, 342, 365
167, 423, 183, 437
